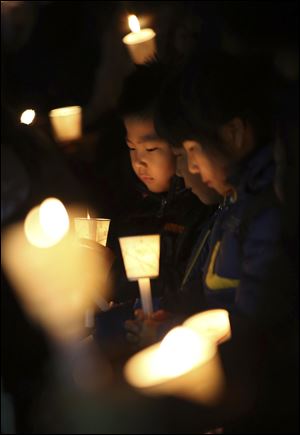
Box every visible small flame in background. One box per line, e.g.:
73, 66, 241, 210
128, 14, 140, 33
20, 109, 35, 125
87, 210, 90, 219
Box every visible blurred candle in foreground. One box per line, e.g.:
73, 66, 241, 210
49, 106, 82, 142
2, 201, 105, 341
123, 14, 156, 64
119, 234, 160, 316
20, 109, 35, 125
184, 309, 231, 345
124, 326, 224, 405
24, 198, 69, 248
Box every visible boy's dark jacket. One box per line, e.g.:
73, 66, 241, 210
106, 175, 214, 305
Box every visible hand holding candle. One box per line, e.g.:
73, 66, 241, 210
119, 234, 160, 317
123, 15, 156, 64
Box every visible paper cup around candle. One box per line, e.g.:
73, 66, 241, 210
119, 234, 160, 281
124, 326, 225, 405
123, 29, 156, 64
74, 218, 110, 246
184, 309, 231, 345
49, 106, 82, 142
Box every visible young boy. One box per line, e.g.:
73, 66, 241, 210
94, 62, 219, 344
107, 62, 218, 304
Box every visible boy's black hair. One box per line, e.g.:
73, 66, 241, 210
118, 61, 165, 120
154, 50, 277, 159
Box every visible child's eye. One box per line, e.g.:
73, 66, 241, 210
128, 147, 135, 151
146, 147, 158, 152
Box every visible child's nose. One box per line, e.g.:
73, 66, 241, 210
188, 158, 199, 174
134, 151, 147, 167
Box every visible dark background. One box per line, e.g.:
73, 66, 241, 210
2, 0, 298, 220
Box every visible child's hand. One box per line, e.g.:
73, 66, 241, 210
124, 309, 171, 348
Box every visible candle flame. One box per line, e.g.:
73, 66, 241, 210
128, 14, 140, 33
20, 109, 35, 125
87, 211, 90, 219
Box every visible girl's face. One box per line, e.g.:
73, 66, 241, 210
125, 118, 176, 193
172, 147, 221, 205
183, 140, 233, 197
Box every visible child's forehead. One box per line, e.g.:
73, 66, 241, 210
125, 118, 162, 144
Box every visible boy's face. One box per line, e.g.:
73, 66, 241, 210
125, 118, 176, 193
172, 147, 222, 205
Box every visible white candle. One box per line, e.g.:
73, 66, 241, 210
138, 277, 153, 316
184, 309, 231, 345
74, 217, 110, 246
119, 234, 160, 315
49, 105, 82, 142
124, 326, 225, 405
123, 15, 156, 64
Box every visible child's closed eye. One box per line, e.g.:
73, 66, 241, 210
146, 147, 158, 152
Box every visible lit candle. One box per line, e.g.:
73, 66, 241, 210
122, 15, 156, 64
49, 105, 82, 142
74, 215, 110, 246
124, 326, 225, 405
2, 199, 103, 341
184, 309, 231, 345
119, 234, 160, 316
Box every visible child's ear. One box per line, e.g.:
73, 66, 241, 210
221, 117, 245, 152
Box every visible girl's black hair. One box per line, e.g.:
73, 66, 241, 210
154, 50, 277, 159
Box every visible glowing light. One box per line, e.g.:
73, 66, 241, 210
158, 327, 212, 378
24, 198, 69, 248
119, 234, 160, 280
39, 198, 69, 243
49, 106, 82, 142
128, 14, 140, 33
20, 109, 35, 125
87, 211, 90, 219
125, 326, 215, 388
184, 309, 231, 344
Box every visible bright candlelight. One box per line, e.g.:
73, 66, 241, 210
24, 198, 69, 248
123, 14, 156, 64
124, 326, 225, 405
49, 105, 82, 142
2, 203, 104, 341
119, 234, 160, 316
20, 109, 35, 125
184, 309, 231, 345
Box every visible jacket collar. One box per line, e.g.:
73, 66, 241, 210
228, 144, 276, 200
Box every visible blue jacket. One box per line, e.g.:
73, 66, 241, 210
182, 145, 281, 320
204, 145, 281, 317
